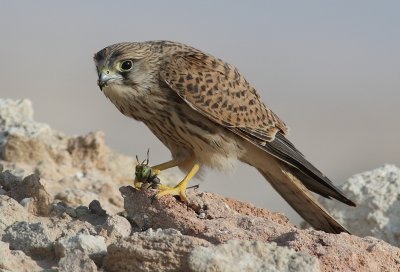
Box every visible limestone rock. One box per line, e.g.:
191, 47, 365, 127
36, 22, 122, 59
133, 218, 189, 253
100, 215, 132, 239
0, 195, 30, 237
55, 234, 107, 265
0, 241, 42, 272
317, 164, 400, 247
0, 98, 137, 215
104, 228, 211, 272
2, 221, 53, 258
189, 240, 319, 272
121, 186, 400, 271
120, 186, 293, 242
58, 250, 98, 272
1, 98, 400, 272
6, 173, 53, 215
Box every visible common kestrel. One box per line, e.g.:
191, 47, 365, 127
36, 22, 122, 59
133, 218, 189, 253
94, 41, 355, 234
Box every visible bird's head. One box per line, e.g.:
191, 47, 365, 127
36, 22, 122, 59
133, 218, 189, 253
93, 42, 160, 95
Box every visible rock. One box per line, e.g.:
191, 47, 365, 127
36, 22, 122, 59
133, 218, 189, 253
58, 250, 97, 272
0, 99, 33, 126
89, 200, 107, 216
120, 186, 400, 271
55, 234, 107, 265
317, 164, 400, 247
0, 100, 69, 180
55, 188, 99, 207
1, 98, 400, 272
7, 173, 53, 215
189, 240, 320, 272
100, 215, 132, 239
0, 98, 137, 215
0, 195, 30, 237
120, 186, 293, 242
0, 240, 42, 272
104, 228, 211, 272
73, 205, 107, 226
67, 131, 108, 172
276, 229, 400, 272
2, 221, 53, 258
0, 99, 51, 139
0, 170, 22, 191
19, 197, 35, 212
44, 216, 98, 242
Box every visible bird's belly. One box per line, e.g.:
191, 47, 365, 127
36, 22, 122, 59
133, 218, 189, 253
103, 86, 245, 171
143, 109, 245, 172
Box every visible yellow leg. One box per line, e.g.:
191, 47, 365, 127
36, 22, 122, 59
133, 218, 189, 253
155, 162, 200, 202
151, 158, 187, 175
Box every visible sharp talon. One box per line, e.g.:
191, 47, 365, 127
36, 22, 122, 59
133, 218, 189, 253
151, 162, 200, 203
187, 184, 199, 190
155, 185, 188, 202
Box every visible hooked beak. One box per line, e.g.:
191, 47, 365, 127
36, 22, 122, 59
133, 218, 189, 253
97, 70, 121, 90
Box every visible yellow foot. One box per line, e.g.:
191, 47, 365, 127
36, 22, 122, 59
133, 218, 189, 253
154, 162, 200, 203
155, 184, 189, 202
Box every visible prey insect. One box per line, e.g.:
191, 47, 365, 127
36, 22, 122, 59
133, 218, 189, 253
134, 149, 160, 190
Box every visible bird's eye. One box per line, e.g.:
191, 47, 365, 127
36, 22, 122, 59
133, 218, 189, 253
120, 60, 133, 71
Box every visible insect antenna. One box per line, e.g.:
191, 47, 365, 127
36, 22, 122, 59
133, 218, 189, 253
146, 148, 150, 165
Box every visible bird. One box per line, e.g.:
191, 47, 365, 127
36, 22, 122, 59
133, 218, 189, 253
94, 41, 355, 234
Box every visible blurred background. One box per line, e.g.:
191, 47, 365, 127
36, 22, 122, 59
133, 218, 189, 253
0, 1, 399, 224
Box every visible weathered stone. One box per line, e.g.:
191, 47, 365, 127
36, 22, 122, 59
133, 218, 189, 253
55, 234, 107, 265
100, 215, 131, 239
89, 200, 107, 216
0, 170, 22, 191
317, 164, 400, 247
189, 240, 320, 272
2, 221, 53, 257
120, 186, 293, 243
0, 196, 30, 237
1, 99, 400, 272
7, 174, 53, 215
58, 250, 97, 272
0, 240, 42, 272
104, 228, 211, 272
67, 131, 109, 171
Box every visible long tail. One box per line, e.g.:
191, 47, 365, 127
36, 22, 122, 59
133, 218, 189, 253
258, 163, 349, 233
242, 133, 354, 234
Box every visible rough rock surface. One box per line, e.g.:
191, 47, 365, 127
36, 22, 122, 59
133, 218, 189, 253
0, 98, 399, 272
55, 234, 107, 265
0, 241, 42, 272
104, 228, 211, 272
121, 187, 400, 272
189, 240, 320, 272
316, 164, 400, 247
0, 195, 31, 237
58, 250, 98, 272
2, 221, 53, 257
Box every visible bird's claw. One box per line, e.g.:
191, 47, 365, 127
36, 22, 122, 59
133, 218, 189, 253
154, 184, 188, 202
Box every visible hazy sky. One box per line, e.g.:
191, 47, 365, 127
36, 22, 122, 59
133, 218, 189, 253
1, 1, 399, 224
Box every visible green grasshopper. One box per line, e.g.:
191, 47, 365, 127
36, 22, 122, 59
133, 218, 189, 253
134, 149, 160, 189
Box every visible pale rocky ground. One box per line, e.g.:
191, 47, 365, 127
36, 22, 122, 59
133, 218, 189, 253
316, 164, 400, 247
0, 98, 399, 272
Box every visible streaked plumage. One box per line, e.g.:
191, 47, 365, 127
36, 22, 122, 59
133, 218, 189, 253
94, 41, 355, 233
